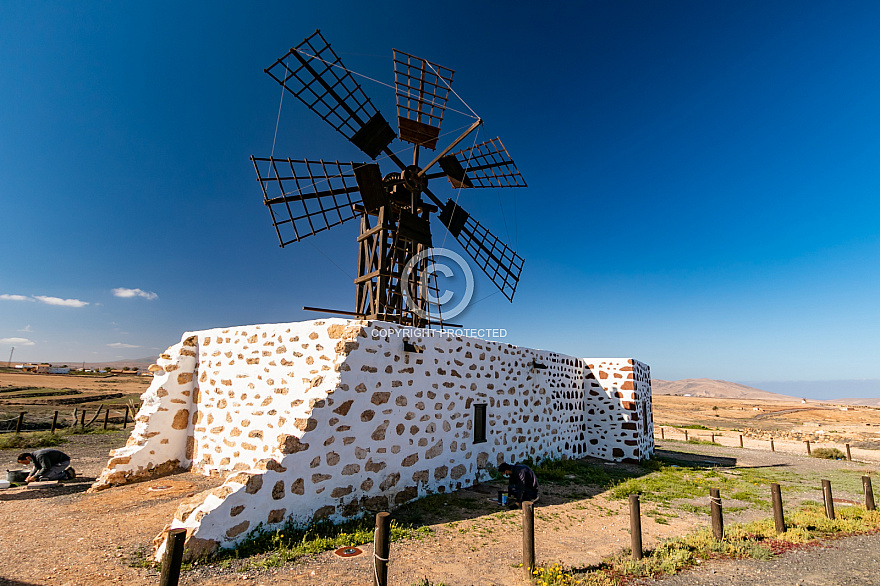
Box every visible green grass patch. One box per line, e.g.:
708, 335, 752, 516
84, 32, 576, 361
530, 505, 880, 585
531, 458, 628, 487
0, 431, 69, 449
0, 426, 122, 449
686, 438, 719, 446
1, 388, 80, 398
607, 457, 807, 510
190, 516, 431, 571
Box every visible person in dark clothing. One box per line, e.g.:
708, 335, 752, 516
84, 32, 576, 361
499, 462, 538, 508
17, 449, 74, 482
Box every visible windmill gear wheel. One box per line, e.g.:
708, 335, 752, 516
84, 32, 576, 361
401, 165, 427, 192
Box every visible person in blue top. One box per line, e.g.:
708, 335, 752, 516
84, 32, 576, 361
17, 449, 75, 482
499, 461, 538, 508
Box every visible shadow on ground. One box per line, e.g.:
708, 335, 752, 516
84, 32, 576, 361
0, 477, 93, 502
390, 455, 660, 528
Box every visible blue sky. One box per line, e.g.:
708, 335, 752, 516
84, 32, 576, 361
1, 1, 879, 395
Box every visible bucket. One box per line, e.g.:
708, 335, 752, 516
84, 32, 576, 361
6, 470, 28, 483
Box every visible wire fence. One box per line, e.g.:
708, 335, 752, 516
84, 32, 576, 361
0, 404, 139, 434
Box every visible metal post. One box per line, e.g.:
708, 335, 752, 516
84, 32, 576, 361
846, 444, 852, 461
15, 412, 25, 434
123, 405, 129, 429
771, 483, 786, 533
710, 487, 724, 540
629, 494, 642, 560
158, 528, 186, 586
51, 411, 59, 433
863, 476, 875, 511
805, 440, 811, 455
373, 512, 391, 586
522, 501, 535, 575
823, 479, 835, 520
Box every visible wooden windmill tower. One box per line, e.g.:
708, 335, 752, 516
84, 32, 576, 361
251, 31, 526, 327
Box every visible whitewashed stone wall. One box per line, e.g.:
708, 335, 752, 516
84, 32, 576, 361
91, 319, 652, 560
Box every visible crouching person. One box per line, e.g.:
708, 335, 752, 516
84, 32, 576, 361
499, 461, 539, 509
17, 449, 75, 482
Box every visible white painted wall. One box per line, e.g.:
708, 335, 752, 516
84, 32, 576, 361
91, 319, 652, 559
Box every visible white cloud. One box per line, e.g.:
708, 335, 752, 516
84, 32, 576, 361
0, 337, 35, 346
107, 342, 140, 349
17, 325, 32, 332
34, 296, 89, 308
112, 287, 158, 301
0, 294, 34, 302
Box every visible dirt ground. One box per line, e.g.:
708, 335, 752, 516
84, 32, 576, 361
4, 386, 880, 585
653, 395, 880, 437
3, 431, 879, 586
0, 430, 701, 586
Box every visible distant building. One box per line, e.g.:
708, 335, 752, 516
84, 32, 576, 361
48, 366, 70, 374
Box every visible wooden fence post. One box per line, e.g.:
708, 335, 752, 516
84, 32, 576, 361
805, 440, 811, 455
770, 438, 775, 452
158, 528, 187, 586
51, 410, 59, 433
863, 476, 875, 511
103, 408, 110, 430
846, 444, 852, 461
771, 483, 786, 533
80, 410, 86, 428
522, 501, 536, 576
711, 433, 715, 444
15, 412, 25, 434
629, 494, 642, 560
710, 487, 724, 540
684, 430, 688, 441
660, 427, 664, 440
123, 405, 129, 429
739, 434, 744, 448
373, 512, 391, 586
822, 479, 835, 520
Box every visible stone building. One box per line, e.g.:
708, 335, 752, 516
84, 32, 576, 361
91, 318, 653, 559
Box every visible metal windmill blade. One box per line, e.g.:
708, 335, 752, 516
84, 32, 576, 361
265, 30, 396, 160
251, 157, 384, 245
437, 198, 524, 302
392, 50, 455, 150
435, 137, 527, 189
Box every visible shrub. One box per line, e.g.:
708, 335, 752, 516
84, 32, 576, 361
811, 447, 846, 460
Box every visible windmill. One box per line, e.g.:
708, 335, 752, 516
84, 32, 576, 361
251, 30, 526, 328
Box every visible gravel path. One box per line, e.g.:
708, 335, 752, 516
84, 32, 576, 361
639, 533, 880, 585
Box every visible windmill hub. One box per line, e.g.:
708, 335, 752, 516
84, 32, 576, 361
400, 165, 426, 192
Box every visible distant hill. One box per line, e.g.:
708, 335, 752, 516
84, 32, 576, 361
74, 357, 158, 370
651, 378, 804, 402
833, 397, 880, 407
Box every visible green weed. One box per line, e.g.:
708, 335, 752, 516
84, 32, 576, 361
0, 431, 69, 449
532, 505, 880, 585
